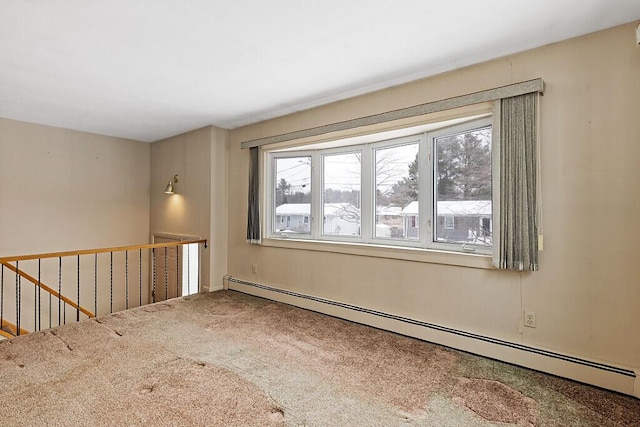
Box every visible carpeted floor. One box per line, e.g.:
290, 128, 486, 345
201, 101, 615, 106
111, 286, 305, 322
0, 290, 638, 426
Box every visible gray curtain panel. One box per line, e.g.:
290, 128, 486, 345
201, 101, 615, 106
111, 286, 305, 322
247, 146, 261, 243
495, 93, 538, 271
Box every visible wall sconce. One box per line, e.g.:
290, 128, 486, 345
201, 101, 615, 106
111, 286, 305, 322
164, 174, 179, 194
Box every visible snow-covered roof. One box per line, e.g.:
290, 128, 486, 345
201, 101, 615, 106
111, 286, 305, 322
276, 201, 490, 217
275, 203, 360, 216
401, 200, 492, 216
376, 206, 403, 216
275, 203, 310, 215
400, 201, 418, 215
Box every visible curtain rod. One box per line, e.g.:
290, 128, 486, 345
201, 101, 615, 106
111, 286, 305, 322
240, 78, 544, 149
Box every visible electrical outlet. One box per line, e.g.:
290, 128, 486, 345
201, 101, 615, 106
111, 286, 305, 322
524, 311, 537, 328
251, 264, 258, 274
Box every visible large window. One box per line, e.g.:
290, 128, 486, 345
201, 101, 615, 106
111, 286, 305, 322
267, 116, 493, 254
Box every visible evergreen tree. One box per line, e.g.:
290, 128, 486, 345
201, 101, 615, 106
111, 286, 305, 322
387, 154, 418, 208
436, 129, 491, 200
276, 178, 291, 206
384, 127, 491, 206
456, 131, 491, 200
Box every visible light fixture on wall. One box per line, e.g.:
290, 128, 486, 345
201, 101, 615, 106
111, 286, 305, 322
164, 174, 179, 194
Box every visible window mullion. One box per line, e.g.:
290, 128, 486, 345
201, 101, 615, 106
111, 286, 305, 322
419, 134, 431, 247
360, 146, 373, 242
311, 153, 322, 239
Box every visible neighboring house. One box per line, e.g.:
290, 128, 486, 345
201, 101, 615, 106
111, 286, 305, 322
375, 206, 404, 238
275, 203, 311, 233
275, 203, 361, 236
323, 203, 361, 236
401, 200, 492, 244
401, 201, 420, 239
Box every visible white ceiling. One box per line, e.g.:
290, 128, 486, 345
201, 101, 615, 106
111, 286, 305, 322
1, 1, 639, 142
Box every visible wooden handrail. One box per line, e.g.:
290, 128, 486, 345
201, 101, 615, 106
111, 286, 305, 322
0, 239, 207, 263
0, 261, 95, 318
0, 239, 207, 337
1, 319, 29, 337
0, 329, 14, 339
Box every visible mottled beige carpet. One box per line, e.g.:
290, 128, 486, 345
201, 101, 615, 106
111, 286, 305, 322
0, 290, 638, 426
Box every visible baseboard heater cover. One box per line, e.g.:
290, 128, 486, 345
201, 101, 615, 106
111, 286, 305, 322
226, 276, 638, 398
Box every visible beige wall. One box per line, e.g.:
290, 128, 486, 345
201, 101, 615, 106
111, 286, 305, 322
150, 125, 228, 291
0, 118, 150, 256
0, 119, 152, 328
228, 20, 640, 378
210, 126, 229, 291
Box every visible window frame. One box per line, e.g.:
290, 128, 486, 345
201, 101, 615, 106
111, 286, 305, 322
369, 134, 425, 248
267, 151, 313, 238
427, 118, 493, 254
318, 146, 364, 242
265, 115, 494, 256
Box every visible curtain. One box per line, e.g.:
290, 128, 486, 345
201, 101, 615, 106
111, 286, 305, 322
494, 93, 538, 271
246, 146, 261, 244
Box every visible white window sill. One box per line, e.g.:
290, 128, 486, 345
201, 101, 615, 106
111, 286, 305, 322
261, 238, 494, 270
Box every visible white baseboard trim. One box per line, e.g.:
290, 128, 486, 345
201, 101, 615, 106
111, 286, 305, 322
225, 276, 638, 398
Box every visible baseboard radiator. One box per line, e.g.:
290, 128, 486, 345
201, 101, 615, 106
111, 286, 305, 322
225, 276, 639, 398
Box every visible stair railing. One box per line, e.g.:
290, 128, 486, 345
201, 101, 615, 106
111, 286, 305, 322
0, 239, 207, 339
